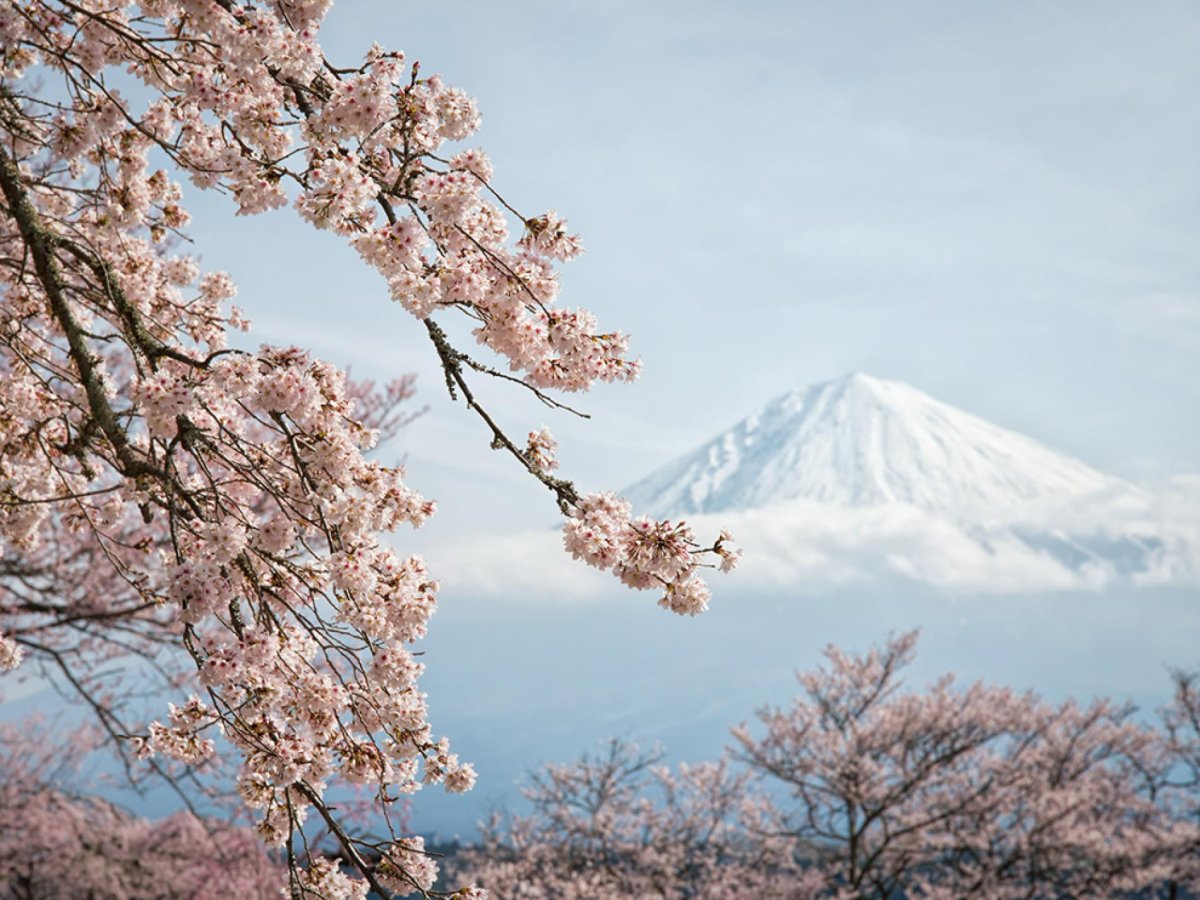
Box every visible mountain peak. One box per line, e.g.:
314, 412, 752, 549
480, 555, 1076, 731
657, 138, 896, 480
839, 370, 881, 387
625, 374, 1125, 518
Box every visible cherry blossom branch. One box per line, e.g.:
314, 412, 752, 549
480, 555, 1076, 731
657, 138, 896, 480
423, 317, 580, 514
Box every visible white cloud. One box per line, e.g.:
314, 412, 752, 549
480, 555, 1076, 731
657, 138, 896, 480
430, 487, 1200, 602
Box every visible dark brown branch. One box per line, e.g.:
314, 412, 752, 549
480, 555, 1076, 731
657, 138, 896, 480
423, 317, 579, 513
0, 143, 165, 482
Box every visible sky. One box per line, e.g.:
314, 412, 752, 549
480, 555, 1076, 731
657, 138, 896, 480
178, 0, 1200, 538
8, 0, 1200, 837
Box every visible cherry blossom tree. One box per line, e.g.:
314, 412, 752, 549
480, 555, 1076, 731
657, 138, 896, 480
1158, 668, 1200, 894
0, 718, 285, 899
452, 739, 813, 899
732, 632, 1185, 898
455, 635, 1197, 898
0, 2, 737, 896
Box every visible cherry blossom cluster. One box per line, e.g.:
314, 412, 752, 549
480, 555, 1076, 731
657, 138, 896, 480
0, 629, 21, 671
524, 426, 557, 473
564, 493, 739, 615
137, 694, 219, 765
1, 0, 642, 393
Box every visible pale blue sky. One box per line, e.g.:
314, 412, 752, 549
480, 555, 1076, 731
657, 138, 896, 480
175, 0, 1200, 540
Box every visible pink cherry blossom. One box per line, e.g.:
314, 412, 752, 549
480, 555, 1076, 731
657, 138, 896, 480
0, 4, 735, 895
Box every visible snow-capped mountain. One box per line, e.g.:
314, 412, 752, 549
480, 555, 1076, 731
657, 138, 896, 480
625, 373, 1131, 520
612, 374, 1200, 588
432, 374, 1196, 597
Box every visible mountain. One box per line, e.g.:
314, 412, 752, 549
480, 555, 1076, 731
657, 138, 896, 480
432, 374, 1196, 599
615, 374, 1200, 587
625, 373, 1132, 521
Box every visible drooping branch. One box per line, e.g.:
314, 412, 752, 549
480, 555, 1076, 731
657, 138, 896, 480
423, 317, 579, 514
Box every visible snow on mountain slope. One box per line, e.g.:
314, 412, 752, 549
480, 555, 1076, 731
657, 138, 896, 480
625, 373, 1131, 520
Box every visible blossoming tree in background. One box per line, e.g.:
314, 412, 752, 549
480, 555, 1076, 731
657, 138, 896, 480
455, 634, 1200, 898
0, 1, 738, 896
1161, 667, 1200, 889
0, 719, 286, 898
730, 632, 1186, 897
455, 739, 816, 899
